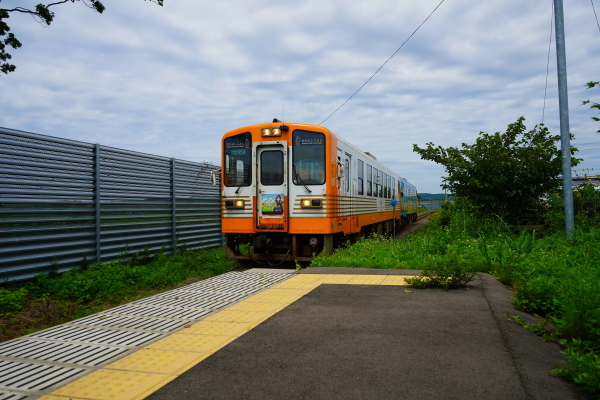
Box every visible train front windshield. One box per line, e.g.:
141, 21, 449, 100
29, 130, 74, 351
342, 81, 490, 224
292, 130, 325, 185
224, 132, 252, 186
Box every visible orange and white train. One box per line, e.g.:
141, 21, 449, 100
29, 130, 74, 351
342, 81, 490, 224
219, 120, 418, 265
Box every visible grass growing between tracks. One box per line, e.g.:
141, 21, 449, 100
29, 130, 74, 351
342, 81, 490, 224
311, 205, 600, 396
0, 247, 238, 343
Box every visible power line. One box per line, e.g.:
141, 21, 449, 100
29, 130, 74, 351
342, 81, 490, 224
318, 0, 447, 126
577, 141, 600, 145
592, 0, 600, 33
542, 0, 554, 124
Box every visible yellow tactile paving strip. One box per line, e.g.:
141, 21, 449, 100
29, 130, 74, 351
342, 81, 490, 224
39, 273, 414, 400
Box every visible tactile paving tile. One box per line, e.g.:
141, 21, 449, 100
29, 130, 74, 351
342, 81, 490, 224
0, 271, 297, 400
0, 389, 29, 400
270, 279, 323, 289
345, 275, 387, 285
282, 274, 324, 282
131, 293, 240, 310
203, 310, 271, 324
135, 292, 246, 304
380, 275, 414, 285
179, 321, 253, 337
50, 369, 176, 400
245, 292, 305, 304
190, 282, 272, 291
164, 285, 264, 295
320, 274, 356, 284
104, 304, 214, 319
105, 349, 210, 374
0, 360, 87, 391
29, 326, 162, 347
204, 273, 290, 285
71, 314, 189, 332
224, 301, 286, 313
0, 339, 128, 366
148, 334, 235, 353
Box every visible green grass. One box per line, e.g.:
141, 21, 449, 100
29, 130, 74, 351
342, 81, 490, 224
0, 246, 238, 342
310, 204, 600, 397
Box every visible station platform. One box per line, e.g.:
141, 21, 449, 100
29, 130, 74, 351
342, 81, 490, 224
0, 268, 590, 400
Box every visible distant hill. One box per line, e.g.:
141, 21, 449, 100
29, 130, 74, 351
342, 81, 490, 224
419, 193, 453, 200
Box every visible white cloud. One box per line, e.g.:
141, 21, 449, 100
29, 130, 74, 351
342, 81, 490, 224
1, 0, 599, 192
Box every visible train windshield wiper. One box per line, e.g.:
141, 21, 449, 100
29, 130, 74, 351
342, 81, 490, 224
293, 164, 312, 193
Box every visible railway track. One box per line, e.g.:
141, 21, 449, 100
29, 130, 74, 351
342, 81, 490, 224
416, 211, 436, 221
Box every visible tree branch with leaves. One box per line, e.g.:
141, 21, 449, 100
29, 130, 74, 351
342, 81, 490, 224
0, 0, 163, 76
582, 81, 599, 133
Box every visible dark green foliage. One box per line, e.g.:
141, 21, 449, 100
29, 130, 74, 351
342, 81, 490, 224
413, 117, 581, 224
0, 10, 22, 74
552, 339, 600, 396
0, 287, 28, 317
546, 183, 600, 231
0, 0, 163, 75
27, 247, 236, 306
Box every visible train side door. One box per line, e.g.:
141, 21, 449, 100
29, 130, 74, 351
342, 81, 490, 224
256, 144, 288, 231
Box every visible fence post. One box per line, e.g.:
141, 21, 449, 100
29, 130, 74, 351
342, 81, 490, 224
171, 158, 177, 253
94, 143, 101, 263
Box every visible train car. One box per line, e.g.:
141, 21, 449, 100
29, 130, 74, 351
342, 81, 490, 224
219, 120, 418, 265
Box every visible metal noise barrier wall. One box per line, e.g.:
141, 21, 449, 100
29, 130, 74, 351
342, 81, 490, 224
0, 126, 222, 283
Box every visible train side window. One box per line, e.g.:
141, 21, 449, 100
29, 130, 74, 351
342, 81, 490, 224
388, 175, 391, 198
375, 168, 380, 197
384, 173, 388, 198
357, 159, 364, 195
344, 157, 350, 192
392, 178, 396, 199
367, 164, 371, 196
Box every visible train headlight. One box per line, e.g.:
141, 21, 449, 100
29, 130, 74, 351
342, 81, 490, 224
262, 127, 282, 137
300, 199, 322, 208
225, 199, 245, 209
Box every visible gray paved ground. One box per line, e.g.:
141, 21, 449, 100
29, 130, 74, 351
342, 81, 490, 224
147, 268, 590, 400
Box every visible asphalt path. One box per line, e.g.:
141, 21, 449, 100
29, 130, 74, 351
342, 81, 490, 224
147, 268, 590, 400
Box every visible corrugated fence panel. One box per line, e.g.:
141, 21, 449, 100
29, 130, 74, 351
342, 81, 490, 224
174, 160, 222, 250
0, 127, 222, 283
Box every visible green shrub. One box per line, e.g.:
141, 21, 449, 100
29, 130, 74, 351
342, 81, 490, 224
404, 253, 477, 289
551, 339, 600, 396
0, 287, 29, 317
28, 247, 237, 306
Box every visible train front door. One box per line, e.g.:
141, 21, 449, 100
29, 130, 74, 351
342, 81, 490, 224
256, 144, 288, 231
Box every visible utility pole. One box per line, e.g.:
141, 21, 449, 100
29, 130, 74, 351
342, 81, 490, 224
553, 0, 575, 237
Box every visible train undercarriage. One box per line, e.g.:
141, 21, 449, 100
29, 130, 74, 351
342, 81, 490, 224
224, 215, 417, 266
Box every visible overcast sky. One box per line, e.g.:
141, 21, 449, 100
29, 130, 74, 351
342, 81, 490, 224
1, 0, 599, 193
